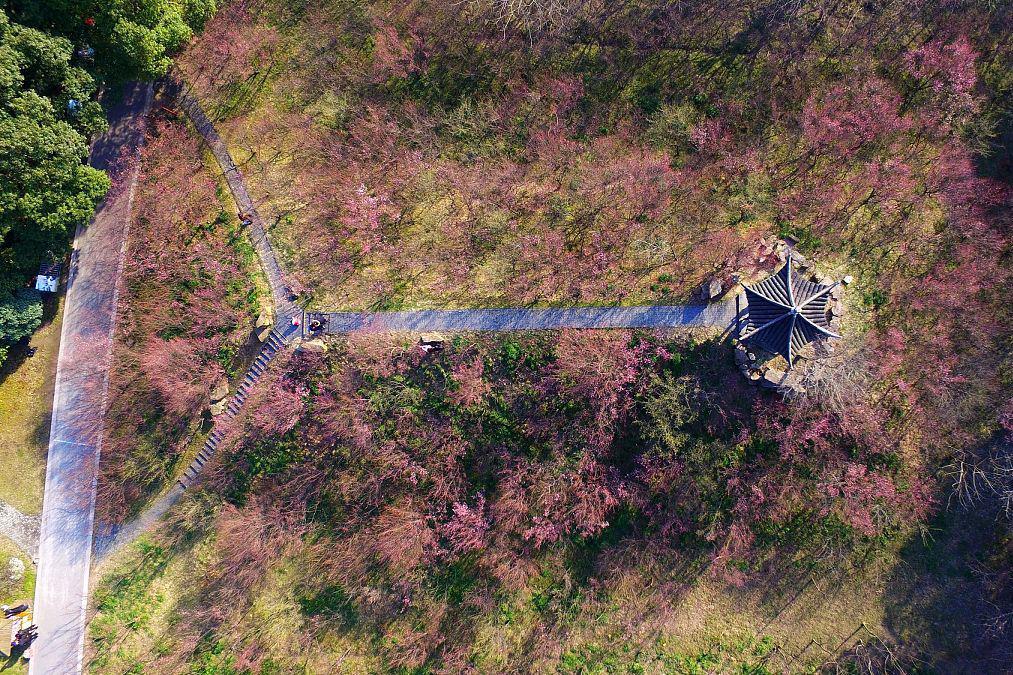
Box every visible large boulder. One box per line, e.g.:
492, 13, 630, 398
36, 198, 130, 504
703, 277, 723, 301
210, 378, 229, 402
257, 325, 273, 342
210, 399, 227, 416
7, 557, 24, 583
256, 311, 272, 329
297, 339, 328, 353
761, 368, 786, 389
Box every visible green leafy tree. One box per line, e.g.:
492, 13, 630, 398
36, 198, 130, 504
0, 10, 110, 304
0, 287, 43, 362
0, 10, 111, 367
7, 0, 217, 81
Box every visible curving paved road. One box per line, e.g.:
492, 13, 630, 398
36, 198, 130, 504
31, 82, 153, 675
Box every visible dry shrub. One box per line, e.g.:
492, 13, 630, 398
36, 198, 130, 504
176, 0, 280, 103
385, 600, 448, 671
205, 495, 306, 621
98, 114, 255, 521
344, 330, 416, 379
448, 354, 491, 407
373, 501, 439, 576
242, 352, 306, 439
140, 337, 222, 420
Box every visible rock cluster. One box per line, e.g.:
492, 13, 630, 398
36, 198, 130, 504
734, 342, 761, 383
296, 338, 328, 353
255, 311, 273, 342
7, 557, 24, 583
209, 376, 229, 416
735, 340, 807, 398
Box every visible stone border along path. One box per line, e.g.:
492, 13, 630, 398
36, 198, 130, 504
98, 80, 743, 560
0, 499, 41, 561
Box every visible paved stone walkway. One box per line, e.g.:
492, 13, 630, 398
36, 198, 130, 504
319, 302, 740, 334
173, 82, 296, 318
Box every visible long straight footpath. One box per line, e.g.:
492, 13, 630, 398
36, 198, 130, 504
31, 82, 152, 675
321, 301, 740, 333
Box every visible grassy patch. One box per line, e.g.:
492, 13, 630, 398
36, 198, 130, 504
297, 583, 358, 630
87, 533, 216, 673
0, 294, 62, 514
90, 540, 171, 668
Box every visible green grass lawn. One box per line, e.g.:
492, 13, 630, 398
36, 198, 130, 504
0, 294, 62, 515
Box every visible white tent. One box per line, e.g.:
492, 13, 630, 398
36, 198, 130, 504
35, 275, 58, 292
35, 261, 61, 292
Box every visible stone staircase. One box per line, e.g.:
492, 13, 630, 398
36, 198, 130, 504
177, 318, 295, 488
169, 74, 304, 489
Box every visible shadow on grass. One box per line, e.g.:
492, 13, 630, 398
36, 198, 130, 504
975, 110, 1012, 187
881, 505, 1011, 674
0, 650, 26, 671
0, 290, 62, 390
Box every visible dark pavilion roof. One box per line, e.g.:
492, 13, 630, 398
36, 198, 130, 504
741, 257, 840, 367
